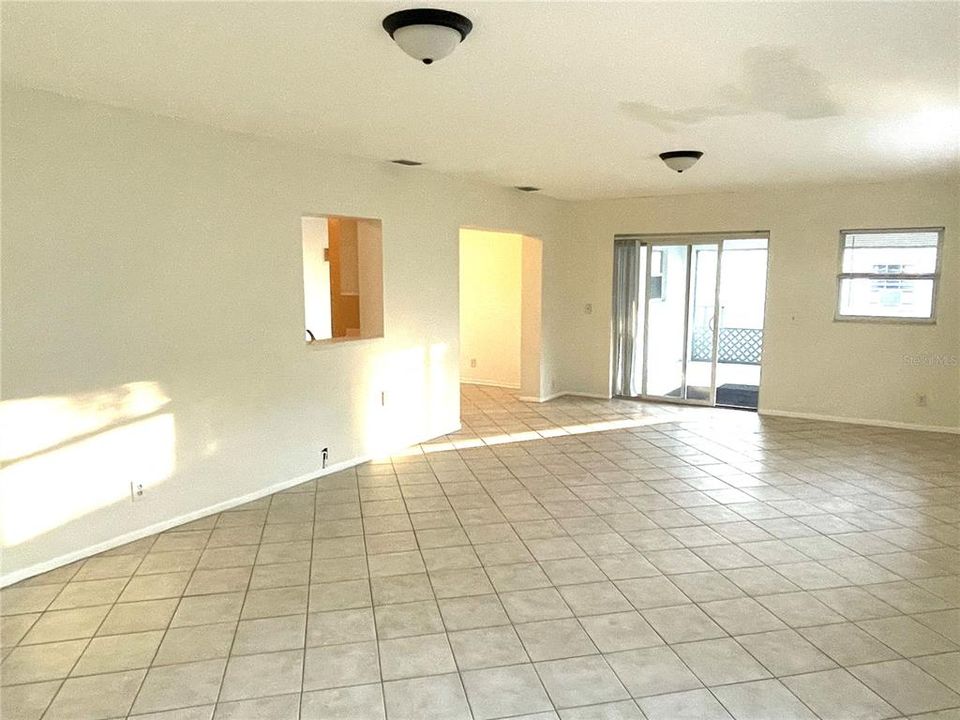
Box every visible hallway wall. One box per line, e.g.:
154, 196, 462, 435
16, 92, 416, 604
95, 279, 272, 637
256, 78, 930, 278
459, 229, 523, 388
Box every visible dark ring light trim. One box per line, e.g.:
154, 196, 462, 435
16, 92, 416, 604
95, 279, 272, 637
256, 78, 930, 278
382, 9, 473, 40
659, 150, 704, 161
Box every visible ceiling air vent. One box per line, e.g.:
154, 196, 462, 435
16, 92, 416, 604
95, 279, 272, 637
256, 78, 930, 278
391, 159, 423, 166
515, 186, 541, 192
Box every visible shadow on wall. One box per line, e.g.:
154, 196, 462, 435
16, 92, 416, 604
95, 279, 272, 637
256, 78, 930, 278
0, 382, 176, 549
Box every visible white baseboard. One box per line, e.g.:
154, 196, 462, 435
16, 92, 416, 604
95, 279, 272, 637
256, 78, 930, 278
518, 391, 562, 403
518, 390, 612, 403
0, 455, 367, 588
562, 391, 613, 400
461, 378, 521, 390
759, 408, 960, 434
1, 419, 466, 589
521, 393, 956, 433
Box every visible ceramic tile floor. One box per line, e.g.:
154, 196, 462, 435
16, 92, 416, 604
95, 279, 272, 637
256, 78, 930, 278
2, 383, 959, 720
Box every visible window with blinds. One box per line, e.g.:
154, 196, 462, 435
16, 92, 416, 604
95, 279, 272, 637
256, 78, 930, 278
837, 228, 943, 321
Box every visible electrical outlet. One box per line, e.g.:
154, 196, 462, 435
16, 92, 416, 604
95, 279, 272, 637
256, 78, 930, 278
916, 393, 928, 407
130, 482, 144, 502
470, 358, 477, 368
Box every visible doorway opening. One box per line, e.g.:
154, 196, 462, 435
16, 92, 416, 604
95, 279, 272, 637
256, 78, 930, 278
459, 228, 543, 401
612, 233, 769, 410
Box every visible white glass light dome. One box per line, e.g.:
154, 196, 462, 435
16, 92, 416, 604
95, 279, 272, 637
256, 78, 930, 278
659, 151, 704, 173
383, 9, 473, 65
391, 23, 462, 64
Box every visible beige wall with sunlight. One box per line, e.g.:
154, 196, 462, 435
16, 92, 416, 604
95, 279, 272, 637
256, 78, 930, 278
459, 230, 523, 389
0, 87, 567, 583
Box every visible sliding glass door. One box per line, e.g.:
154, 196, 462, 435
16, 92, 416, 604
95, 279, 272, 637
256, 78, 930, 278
612, 234, 768, 408
643, 244, 689, 398
714, 239, 768, 408
641, 243, 719, 404
685, 244, 719, 402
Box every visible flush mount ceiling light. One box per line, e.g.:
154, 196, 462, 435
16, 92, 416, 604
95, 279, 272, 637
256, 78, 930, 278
382, 8, 473, 65
659, 150, 704, 173
391, 159, 423, 166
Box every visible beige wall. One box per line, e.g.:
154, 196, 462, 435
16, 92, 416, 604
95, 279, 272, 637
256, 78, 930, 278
520, 236, 544, 401
301, 216, 332, 341
459, 230, 523, 388
357, 219, 384, 340
562, 177, 960, 430
0, 87, 568, 583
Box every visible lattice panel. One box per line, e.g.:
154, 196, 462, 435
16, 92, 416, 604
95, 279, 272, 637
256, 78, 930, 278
691, 327, 763, 365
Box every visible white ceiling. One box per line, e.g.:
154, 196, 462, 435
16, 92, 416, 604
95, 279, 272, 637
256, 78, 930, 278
3, 2, 958, 200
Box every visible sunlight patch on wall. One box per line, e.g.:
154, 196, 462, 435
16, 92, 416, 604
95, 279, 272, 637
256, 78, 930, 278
1, 413, 176, 547
366, 343, 454, 459
428, 342, 450, 431
1, 382, 170, 463
0, 383, 175, 547
367, 347, 428, 458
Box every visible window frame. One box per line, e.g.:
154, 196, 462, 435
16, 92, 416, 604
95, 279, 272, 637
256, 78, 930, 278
834, 227, 944, 324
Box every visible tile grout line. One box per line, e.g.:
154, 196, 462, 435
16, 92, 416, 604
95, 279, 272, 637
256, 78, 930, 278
457, 429, 634, 714
3, 386, 957, 719
295, 475, 320, 720
356, 463, 389, 720
481, 445, 640, 713
123, 515, 221, 718
39, 532, 161, 720
415, 448, 484, 720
